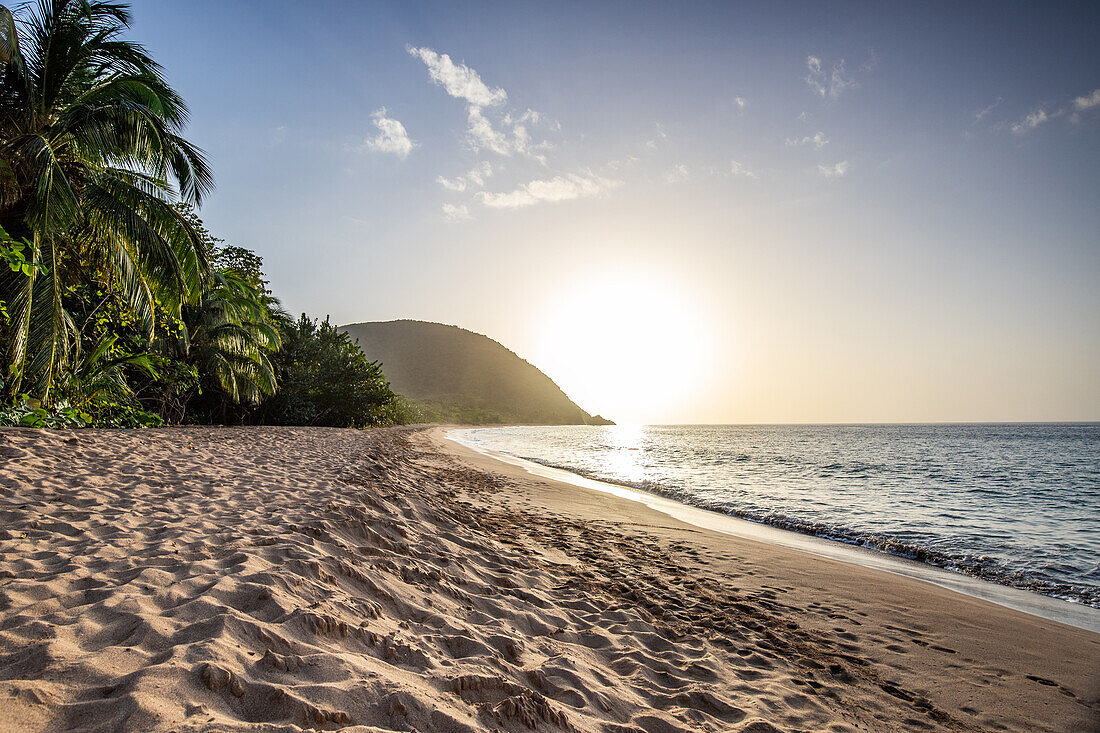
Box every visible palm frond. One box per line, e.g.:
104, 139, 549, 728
6, 232, 77, 398
0, 0, 213, 405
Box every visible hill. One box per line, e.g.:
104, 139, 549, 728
341, 320, 613, 425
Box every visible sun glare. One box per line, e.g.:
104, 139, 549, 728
535, 273, 711, 422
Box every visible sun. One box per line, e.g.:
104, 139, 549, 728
534, 272, 711, 423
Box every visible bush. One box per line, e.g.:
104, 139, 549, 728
255, 315, 402, 427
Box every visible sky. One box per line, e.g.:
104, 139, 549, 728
130, 1, 1099, 424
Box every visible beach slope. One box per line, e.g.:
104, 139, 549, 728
0, 426, 1096, 732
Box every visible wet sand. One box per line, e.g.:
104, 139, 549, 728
0, 426, 1096, 732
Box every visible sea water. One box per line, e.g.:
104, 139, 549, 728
453, 424, 1100, 607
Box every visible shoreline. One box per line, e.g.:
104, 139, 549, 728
1, 425, 1097, 732
446, 430, 1100, 633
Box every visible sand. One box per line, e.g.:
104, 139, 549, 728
0, 426, 1096, 732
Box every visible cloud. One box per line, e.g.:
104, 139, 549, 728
504, 109, 540, 126
644, 121, 669, 150
1005, 88, 1100, 131
466, 106, 512, 155
785, 131, 829, 148
509, 116, 551, 163
437, 161, 494, 192
478, 172, 620, 209
860, 49, 879, 73
361, 108, 415, 158
974, 97, 1003, 121
730, 160, 757, 178
1010, 108, 1050, 134
407, 46, 506, 107
442, 203, 472, 222
606, 156, 640, 171
409, 45, 550, 161
1073, 89, 1100, 111
664, 164, 690, 184
805, 55, 859, 100
818, 161, 850, 178
437, 177, 466, 192
463, 107, 549, 162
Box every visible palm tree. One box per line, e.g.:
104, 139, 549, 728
61, 331, 157, 417
181, 269, 281, 416
0, 0, 212, 402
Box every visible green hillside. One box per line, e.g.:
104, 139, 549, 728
342, 320, 613, 425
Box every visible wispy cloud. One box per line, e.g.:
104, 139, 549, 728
465, 106, 512, 155
974, 97, 1003, 122
437, 161, 494, 192
442, 203, 472, 222
819, 161, 850, 178
665, 164, 690, 184
479, 172, 620, 209
506, 111, 550, 163
859, 49, 878, 73
644, 122, 669, 151
1011, 108, 1051, 134
1073, 89, 1100, 112
409, 45, 550, 162
785, 131, 829, 149
437, 177, 466, 192
1070, 89, 1100, 123
361, 108, 415, 158
606, 155, 640, 172
1006, 88, 1100, 131
408, 46, 619, 212
407, 47, 506, 108
730, 160, 758, 179
504, 109, 540, 126
805, 55, 858, 100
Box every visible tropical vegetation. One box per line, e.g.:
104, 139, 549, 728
0, 0, 403, 428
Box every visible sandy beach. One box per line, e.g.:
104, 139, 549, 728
1, 425, 1097, 732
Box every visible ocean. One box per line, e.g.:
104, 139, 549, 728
452, 423, 1100, 608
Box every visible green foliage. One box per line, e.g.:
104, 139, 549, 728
0, 223, 40, 324
0, 0, 212, 402
0, 2, 406, 430
0, 395, 91, 428
0, 329, 166, 427
61, 333, 165, 426
182, 269, 280, 406
213, 245, 269, 292
0, 391, 162, 428
0, 225, 39, 278
257, 315, 402, 428
399, 396, 509, 424
135, 356, 197, 424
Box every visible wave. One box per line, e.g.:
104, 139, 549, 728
514, 454, 1100, 608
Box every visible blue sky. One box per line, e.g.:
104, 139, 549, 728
130, 1, 1099, 423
